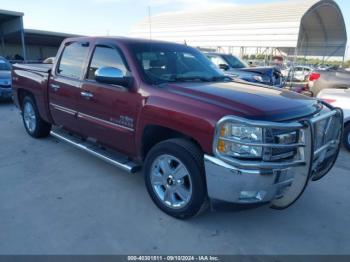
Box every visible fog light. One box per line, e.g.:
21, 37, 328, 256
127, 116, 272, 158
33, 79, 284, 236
239, 191, 266, 201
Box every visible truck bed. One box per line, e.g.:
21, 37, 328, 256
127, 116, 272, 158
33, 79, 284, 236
12, 63, 53, 123
13, 63, 52, 73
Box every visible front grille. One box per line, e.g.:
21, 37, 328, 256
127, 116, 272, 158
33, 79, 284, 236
271, 148, 296, 160
264, 129, 299, 161
213, 105, 342, 171
264, 106, 341, 164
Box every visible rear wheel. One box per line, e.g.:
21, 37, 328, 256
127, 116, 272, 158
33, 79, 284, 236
144, 138, 207, 219
22, 96, 51, 138
343, 124, 350, 152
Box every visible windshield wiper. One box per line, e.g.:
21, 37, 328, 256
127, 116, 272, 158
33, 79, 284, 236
170, 76, 212, 82
155, 75, 232, 85
208, 76, 232, 82
170, 76, 233, 82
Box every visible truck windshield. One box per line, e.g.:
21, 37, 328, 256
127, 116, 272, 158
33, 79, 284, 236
130, 43, 227, 84
222, 55, 248, 69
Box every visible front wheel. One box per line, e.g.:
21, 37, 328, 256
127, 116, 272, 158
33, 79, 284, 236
343, 124, 350, 152
144, 138, 207, 219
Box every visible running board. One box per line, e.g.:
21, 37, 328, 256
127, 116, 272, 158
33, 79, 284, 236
50, 129, 141, 173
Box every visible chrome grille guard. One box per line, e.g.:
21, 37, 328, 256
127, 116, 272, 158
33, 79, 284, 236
213, 103, 343, 179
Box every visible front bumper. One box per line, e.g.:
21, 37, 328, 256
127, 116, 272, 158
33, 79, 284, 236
204, 155, 294, 203
204, 106, 343, 206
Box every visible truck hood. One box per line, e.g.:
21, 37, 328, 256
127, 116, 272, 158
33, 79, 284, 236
162, 81, 320, 122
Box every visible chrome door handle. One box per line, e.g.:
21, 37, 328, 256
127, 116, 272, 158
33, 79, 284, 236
80, 91, 94, 99
50, 84, 61, 91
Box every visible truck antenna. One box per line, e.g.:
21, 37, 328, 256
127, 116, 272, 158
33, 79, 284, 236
148, 6, 152, 40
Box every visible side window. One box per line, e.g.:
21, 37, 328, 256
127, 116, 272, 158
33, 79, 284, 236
87, 46, 127, 80
57, 42, 89, 79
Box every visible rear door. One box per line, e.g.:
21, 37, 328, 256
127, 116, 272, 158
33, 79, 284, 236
77, 43, 139, 155
48, 41, 90, 134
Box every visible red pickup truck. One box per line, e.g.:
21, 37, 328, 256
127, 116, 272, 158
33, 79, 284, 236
12, 37, 343, 218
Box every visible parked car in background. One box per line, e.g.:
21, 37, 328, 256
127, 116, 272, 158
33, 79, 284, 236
288, 66, 313, 82
280, 64, 291, 78
317, 89, 350, 151
306, 69, 350, 97
205, 53, 284, 88
0, 57, 12, 100
316, 65, 336, 71
12, 37, 342, 218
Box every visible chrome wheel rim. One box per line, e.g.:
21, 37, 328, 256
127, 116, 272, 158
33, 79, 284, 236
150, 154, 192, 209
23, 102, 36, 133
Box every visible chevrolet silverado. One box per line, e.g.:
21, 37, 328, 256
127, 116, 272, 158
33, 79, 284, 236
12, 37, 343, 218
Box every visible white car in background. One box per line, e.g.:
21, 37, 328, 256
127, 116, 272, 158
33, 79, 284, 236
317, 89, 350, 151
290, 66, 313, 82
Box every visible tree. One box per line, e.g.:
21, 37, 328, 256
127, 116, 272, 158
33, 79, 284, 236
344, 60, 350, 68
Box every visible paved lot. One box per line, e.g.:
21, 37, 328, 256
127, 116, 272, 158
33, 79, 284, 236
1, 101, 350, 255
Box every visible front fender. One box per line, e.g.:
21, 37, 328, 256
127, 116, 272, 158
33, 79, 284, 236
135, 95, 216, 156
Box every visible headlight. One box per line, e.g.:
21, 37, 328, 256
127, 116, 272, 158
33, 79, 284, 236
217, 123, 263, 158
215, 118, 301, 161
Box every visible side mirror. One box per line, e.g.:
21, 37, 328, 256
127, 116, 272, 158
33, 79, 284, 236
95, 67, 130, 87
219, 64, 229, 71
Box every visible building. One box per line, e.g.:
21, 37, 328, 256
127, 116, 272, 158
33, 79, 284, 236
0, 9, 78, 62
130, 0, 348, 60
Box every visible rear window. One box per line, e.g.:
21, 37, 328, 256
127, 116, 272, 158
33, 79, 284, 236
57, 42, 89, 79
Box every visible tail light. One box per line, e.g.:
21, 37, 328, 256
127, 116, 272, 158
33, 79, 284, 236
322, 98, 336, 104
309, 72, 321, 81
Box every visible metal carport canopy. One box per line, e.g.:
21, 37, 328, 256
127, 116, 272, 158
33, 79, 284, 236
130, 0, 347, 57
0, 9, 26, 59
20, 29, 78, 46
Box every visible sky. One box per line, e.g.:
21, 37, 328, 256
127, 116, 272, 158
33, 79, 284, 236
0, 0, 349, 56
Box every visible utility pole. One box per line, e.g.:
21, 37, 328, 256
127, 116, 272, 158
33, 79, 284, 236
148, 6, 152, 40
20, 17, 27, 62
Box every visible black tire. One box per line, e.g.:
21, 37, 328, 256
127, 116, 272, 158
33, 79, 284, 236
343, 124, 350, 152
22, 96, 51, 138
144, 138, 207, 219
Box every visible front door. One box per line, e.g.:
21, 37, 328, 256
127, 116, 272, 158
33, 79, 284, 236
48, 41, 90, 134
77, 44, 139, 155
